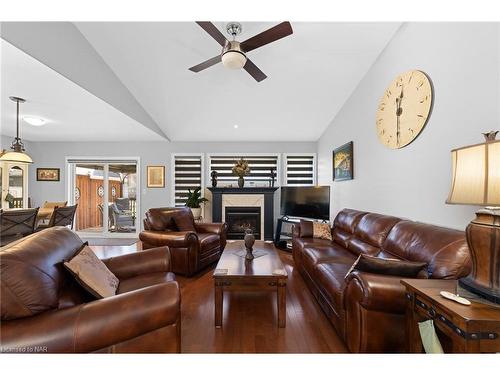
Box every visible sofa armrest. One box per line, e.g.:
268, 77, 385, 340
345, 271, 407, 314
194, 222, 227, 235
139, 230, 198, 248
0, 282, 180, 353
102, 246, 171, 279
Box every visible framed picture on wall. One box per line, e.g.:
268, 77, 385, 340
37, 168, 60, 181
147, 165, 165, 188
332, 141, 353, 181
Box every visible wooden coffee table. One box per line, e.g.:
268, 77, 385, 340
213, 240, 288, 328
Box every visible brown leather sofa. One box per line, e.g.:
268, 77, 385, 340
140, 207, 227, 276
292, 208, 471, 353
0, 227, 181, 353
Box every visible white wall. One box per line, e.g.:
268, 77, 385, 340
317, 22, 500, 230
22, 140, 316, 229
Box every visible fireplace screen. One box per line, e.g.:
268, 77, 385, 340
225, 206, 261, 240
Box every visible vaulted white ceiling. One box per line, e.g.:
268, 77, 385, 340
1, 22, 401, 142
0, 39, 164, 142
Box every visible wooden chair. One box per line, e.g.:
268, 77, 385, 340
36, 204, 78, 231
0, 208, 39, 246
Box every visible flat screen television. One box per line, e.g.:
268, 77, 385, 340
280, 186, 330, 220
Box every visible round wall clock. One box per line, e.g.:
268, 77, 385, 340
97, 185, 104, 197
376, 70, 433, 149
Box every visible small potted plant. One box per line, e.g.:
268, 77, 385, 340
232, 158, 251, 188
185, 187, 209, 220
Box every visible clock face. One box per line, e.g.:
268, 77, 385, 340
376, 70, 433, 149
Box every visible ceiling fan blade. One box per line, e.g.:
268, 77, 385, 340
240, 22, 293, 53
189, 55, 222, 72
243, 59, 267, 82
195, 21, 228, 47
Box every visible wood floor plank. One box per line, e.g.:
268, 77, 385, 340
92, 242, 348, 353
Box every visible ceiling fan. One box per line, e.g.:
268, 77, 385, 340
189, 21, 293, 82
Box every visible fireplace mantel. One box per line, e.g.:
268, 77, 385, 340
208, 187, 279, 240
208, 187, 279, 194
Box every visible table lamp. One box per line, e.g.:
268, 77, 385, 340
446, 131, 500, 304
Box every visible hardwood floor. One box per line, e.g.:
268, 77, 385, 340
92, 242, 348, 353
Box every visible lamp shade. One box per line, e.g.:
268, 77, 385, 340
221, 51, 247, 70
0, 150, 33, 164
446, 140, 500, 206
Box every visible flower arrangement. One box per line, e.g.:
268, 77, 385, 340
232, 158, 251, 177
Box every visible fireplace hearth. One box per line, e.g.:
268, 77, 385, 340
225, 206, 261, 240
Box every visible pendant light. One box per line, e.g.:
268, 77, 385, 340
0, 96, 33, 164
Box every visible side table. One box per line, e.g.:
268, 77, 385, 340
401, 279, 500, 353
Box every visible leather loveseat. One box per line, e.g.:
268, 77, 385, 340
0, 227, 181, 353
292, 208, 471, 353
140, 207, 227, 276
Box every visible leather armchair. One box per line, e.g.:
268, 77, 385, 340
0, 227, 181, 353
140, 207, 227, 276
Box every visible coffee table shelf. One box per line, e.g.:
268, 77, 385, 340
213, 240, 288, 328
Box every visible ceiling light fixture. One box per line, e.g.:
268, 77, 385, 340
221, 23, 247, 70
24, 116, 46, 126
234, 124, 239, 129
0, 96, 34, 164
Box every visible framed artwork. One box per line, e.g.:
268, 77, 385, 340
332, 141, 353, 181
147, 165, 165, 188
37, 168, 60, 181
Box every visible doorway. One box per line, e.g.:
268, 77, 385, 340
66, 158, 140, 237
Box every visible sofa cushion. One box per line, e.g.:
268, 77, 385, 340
332, 209, 367, 247
346, 254, 429, 279
146, 210, 169, 231
299, 219, 314, 237
173, 210, 196, 232
198, 233, 220, 254
315, 262, 353, 311
293, 237, 334, 252
348, 213, 401, 256
380, 220, 471, 279
117, 272, 176, 294
64, 246, 119, 299
0, 227, 84, 320
313, 222, 333, 240
303, 245, 357, 268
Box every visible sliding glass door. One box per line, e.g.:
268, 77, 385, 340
67, 158, 140, 237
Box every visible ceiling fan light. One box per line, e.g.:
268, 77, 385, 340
221, 51, 247, 70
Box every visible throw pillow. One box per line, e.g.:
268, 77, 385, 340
174, 210, 196, 232
299, 220, 314, 238
345, 254, 428, 279
313, 222, 333, 241
64, 246, 119, 298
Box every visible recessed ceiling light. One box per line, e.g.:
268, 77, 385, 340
234, 125, 239, 129
23, 117, 46, 126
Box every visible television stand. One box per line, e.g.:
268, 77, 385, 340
274, 216, 300, 251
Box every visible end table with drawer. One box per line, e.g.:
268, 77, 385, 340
401, 279, 500, 353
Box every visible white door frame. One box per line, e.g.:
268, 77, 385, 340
66, 156, 141, 238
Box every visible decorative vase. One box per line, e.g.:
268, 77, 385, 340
238, 176, 245, 188
244, 229, 255, 260
190, 207, 202, 220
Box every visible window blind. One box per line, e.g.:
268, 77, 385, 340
209, 155, 279, 185
284, 155, 315, 186
174, 155, 202, 207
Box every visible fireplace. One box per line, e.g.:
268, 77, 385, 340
225, 206, 261, 240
